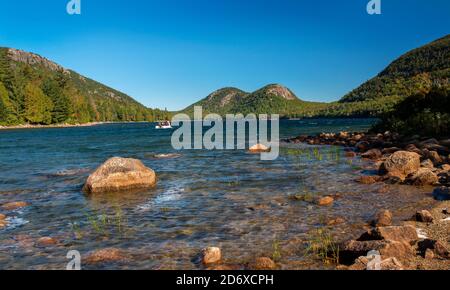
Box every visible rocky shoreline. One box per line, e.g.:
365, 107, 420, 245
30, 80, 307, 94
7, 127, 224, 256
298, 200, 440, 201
0, 122, 105, 130
0, 121, 151, 130
336, 202, 450, 270
284, 131, 450, 188
284, 131, 450, 269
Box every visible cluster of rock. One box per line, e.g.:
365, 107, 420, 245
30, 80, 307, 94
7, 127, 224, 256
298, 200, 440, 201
337, 209, 449, 270
0, 122, 104, 130
284, 132, 450, 196
200, 246, 277, 270
0, 201, 29, 229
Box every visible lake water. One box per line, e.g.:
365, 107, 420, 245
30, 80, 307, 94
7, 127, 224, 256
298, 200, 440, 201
0, 119, 437, 269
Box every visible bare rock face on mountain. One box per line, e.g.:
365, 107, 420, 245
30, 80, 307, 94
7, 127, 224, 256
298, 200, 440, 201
205, 88, 248, 107
263, 84, 297, 100
83, 157, 157, 194
181, 83, 303, 116
7, 48, 67, 72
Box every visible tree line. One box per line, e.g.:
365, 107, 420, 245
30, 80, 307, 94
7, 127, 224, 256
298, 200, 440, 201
0, 48, 170, 126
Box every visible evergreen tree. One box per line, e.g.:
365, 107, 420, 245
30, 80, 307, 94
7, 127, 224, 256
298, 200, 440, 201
42, 77, 71, 123
24, 83, 54, 124
0, 82, 16, 125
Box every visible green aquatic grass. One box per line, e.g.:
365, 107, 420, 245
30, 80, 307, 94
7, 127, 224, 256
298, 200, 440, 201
305, 227, 340, 265
285, 147, 347, 165
272, 239, 282, 262
77, 207, 130, 239
289, 192, 315, 203
69, 221, 83, 239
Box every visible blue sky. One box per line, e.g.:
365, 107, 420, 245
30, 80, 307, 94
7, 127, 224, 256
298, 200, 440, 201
0, 0, 449, 110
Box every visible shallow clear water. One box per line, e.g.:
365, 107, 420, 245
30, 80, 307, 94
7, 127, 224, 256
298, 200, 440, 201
0, 119, 437, 269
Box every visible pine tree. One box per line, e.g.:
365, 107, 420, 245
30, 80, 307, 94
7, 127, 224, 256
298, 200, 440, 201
0, 81, 16, 125
0, 48, 22, 122
42, 77, 71, 123
24, 83, 54, 124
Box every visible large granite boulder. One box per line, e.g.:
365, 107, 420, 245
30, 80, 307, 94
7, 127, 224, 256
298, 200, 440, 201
407, 168, 439, 186
380, 151, 420, 180
83, 157, 157, 194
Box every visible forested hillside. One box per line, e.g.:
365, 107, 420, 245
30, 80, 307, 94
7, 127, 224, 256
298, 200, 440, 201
0, 48, 169, 126
182, 84, 326, 118
372, 87, 450, 137
340, 35, 449, 104
182, 35, 449, 118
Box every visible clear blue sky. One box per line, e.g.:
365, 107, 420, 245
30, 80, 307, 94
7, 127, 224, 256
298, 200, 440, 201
0, 0, 449, 110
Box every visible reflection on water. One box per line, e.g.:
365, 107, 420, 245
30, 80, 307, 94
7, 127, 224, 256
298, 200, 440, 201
0, 120, 437, 269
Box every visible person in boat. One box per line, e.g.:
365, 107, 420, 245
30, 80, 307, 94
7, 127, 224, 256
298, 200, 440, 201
157, 121, 171, 128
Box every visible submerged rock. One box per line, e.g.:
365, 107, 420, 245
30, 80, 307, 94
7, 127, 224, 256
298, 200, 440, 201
0, 216, 7, 228
202, 247, 222, 265
380, 151, 420, 180
317, 196, 334, 206
83, 157, 157, 194
84, 248, 128, 264
1, 201, 29, 211
248, 257, 277, 270
36, 237, 57, 247
358, 176, 381, 185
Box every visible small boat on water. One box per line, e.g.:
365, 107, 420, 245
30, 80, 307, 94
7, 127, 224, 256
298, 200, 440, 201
155, 121, 172, 129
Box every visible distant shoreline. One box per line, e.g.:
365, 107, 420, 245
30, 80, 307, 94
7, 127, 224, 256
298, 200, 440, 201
0, 117, 379, 131
0, 121, 151, 131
